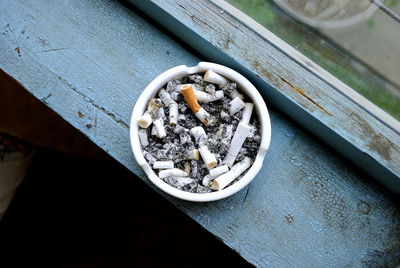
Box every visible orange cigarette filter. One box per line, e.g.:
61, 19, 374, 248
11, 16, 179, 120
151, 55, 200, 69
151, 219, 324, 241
180, 84, 201, 113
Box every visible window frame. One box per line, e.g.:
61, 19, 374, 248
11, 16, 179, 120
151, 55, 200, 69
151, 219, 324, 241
129, 0, 400, 192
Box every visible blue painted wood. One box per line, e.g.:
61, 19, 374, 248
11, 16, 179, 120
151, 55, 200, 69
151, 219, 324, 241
1, 0, 400, 266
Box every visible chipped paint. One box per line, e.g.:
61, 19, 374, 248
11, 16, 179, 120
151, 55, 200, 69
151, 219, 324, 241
14, 47, 21, 57
280, 77, 332, 116
351, 112, 393, 162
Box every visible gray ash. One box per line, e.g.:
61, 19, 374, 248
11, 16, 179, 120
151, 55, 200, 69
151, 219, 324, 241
141, 73, 261, 193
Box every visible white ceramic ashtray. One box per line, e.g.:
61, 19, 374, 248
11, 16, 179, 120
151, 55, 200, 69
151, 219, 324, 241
130, 62, 271, 202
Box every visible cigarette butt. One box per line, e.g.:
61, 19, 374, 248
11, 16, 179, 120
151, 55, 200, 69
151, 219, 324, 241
169, 103, 178, 126
159, 89, 178, 125
181, 84, 213, 125
186, 149, 200, 160
193, 89, 224, 102
202, 174, 213, 187
157, 107, 166, 121
153, 160, 174, 169
190, 126, 217, 169
205, 84, 216, 94
204, 70, 228, 88
229, 89, 244, 100
148, 98, 162, 113
184, 161, 191, 174
143, 150, 157, 164
138, 98, 162, 128
164, 176, 196, 188
229, 96, 246, 115
139, 129, 149, 147
159, 168, 189, 179
224, 122, 251, 166
195, 107, 213, 125
138, 112, 152, 128
210, 157, 252, 190
190, 126, 207, 144
216, 124, 224, 136
220, 110, 229, 121
153, 118, 166, 139
181, 84, 201, 113
225, 125, 234, 140
209, 164, 229, 178
199, 144, 217, 169
240, 103, 254, 125
151, 125, 158, 137
159, 89, 174, 106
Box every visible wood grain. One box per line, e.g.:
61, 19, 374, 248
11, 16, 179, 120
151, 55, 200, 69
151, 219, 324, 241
1, 0, 400, 266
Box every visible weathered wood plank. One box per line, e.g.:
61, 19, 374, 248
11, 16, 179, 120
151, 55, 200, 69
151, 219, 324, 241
1, 0, 400, 266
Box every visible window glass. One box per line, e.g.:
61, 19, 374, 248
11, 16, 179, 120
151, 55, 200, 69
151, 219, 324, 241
225, 0, 400, 121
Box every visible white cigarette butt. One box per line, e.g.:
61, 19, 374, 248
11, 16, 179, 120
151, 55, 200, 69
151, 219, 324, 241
221, 110, 229, 120
153, 118, 166, 139
199, 144, 217, 169
184, 161, 191, 174
159, 168, 189, 178
204, 70, 228, 88
169, 103, 178, 125
211, 157, 252, 190
202, 175, 213, 187
190, 126, 207, 144
229, 89, 244, 100
205, 84, 216, 94
224, 122, 251, 166
186, 149, 200, 160
190, 126, 217, 169
193, 89, 224, 102
138, 112, 152, 128
240, 103, 254, 125
159, 89, 179, 126
143, 151, 157, 164
151, 125, 158, 137
209, 164, 229, 178
153, 161, 174, 169
159, 89, 174, 106
157, 107, 166, 121
138, 98, 162, 128
229, 96, 246, 115
165, 177, 195, 188
195, 107, 213, 126
139, 129, 149, 147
